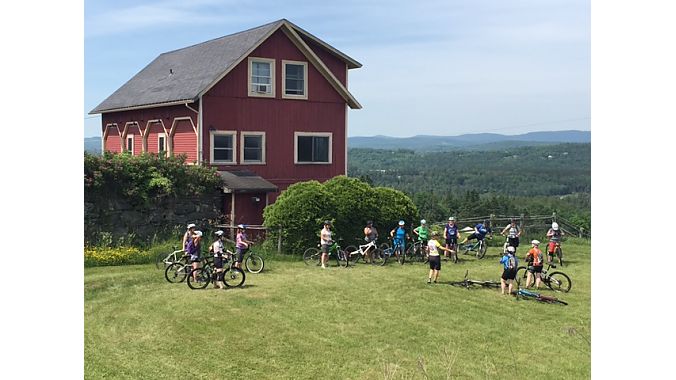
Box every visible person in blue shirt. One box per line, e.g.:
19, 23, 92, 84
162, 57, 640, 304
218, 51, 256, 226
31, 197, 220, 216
389, 220, 409, 256
500, 246, 519, 295
444, 217, 460, 260
460, 220, 491, 245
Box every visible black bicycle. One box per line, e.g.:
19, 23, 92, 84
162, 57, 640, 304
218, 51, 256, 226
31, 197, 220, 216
448, 270, 501, 289
187, 252, 246, 290
406, 240, 427, 263
515, 263, 572, 293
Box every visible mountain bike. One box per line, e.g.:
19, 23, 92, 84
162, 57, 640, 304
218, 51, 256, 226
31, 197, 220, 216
385, 238, 406, 265
458, 235, 491, 259
515, 263, 572, 292
241, 250, 265, 274
155, 246, 185, 270
547, 241, 564, 266
303, 240, 348, 267
406, 240, 428, 263
514, 279, 568, 305
344, 239, 384, 267
448, 270, 501, 289
187, 251, 246, 290
165, 255, 209, 284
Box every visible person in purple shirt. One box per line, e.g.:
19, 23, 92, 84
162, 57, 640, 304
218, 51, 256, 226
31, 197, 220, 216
235, 224, 254, 269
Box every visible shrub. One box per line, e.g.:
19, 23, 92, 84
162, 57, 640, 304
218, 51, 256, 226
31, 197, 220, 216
84, 246, 152, 267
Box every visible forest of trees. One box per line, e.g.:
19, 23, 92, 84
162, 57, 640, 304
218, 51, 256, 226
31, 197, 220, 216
347, 143, 591, 232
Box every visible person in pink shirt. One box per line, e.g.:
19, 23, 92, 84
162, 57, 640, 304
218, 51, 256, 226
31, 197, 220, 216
235, 224, 254, 269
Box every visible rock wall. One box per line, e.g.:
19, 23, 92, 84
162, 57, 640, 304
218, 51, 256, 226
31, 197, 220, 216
84, 193, 222, 245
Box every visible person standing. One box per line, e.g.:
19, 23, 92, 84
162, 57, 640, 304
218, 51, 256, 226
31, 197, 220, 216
320, 221, 333, 269
525, 240, 544, 289
546, 222, 565, 264
500, 246, 519, 295
182, 223, 196, 254
211, 230, 226, 289
187, 230, 202, 282
501, 218, 522, 252
444, 217, 460, 260
363, 221, 378, 263
235, 224, 254, 270
390, 220, 408, 259
413, 219, 431, 257
426, 231, 452, 284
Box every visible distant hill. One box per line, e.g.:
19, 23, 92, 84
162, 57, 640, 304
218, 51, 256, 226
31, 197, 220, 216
348, 130, 590, 151
85, 137, 101, 154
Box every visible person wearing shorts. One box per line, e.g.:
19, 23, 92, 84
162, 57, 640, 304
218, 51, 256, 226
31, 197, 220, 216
187, 231, 203, 282
235, 224, 254, 270
500, 246, 519, 295
444, 217, 460, 259
546, 222, 564, 263
525, 240, 544, 289
426, 231, 452, 284
211, 230, 225, 289
320, 221, 333, 268
501, 218, 521, 251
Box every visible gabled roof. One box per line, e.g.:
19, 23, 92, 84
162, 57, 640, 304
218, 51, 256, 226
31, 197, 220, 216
219, 170, 278, 193
90, 19, 361, 114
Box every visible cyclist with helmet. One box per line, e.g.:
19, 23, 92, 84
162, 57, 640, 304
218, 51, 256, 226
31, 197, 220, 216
500, 246, 519, 295
182, 223, 196, 255
525, 240, 544, 289
363, 220, 379, 263
235, 224, 254, 270
444, 217, 460, 259
320, 221, 333, 269
413, 219, 431, 257
501, 218, 522, 252
427, 231, 453, 284
460, 220, 492, 245
187, 230, 203, 282
210, 230, 226, 289
390, 220, 409, 256
546, 222, 565, 264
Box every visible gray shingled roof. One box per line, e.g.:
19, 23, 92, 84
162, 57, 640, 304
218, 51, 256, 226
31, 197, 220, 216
90, 19, 361, 114
219, 170, 278, 193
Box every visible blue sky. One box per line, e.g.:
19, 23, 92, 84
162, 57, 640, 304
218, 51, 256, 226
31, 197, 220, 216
84, 0, 590, 138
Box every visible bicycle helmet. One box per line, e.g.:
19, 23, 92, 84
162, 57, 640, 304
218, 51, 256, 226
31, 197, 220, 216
187, 223, 196, 229
448, 217, 455, 222
366, 220, 373, 226
552, 222, 559, 230
194, 231, 203, 237
420, 219, 427, 225
237, 224, 246, 230
398, 220, 405, 226
323, 220, 331, 226
215, 230, 224, 236
507, 246, 515, 253
531, 239, 540, 245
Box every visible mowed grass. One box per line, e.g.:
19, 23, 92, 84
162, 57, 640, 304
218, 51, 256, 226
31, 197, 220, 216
85, 239, 591, 379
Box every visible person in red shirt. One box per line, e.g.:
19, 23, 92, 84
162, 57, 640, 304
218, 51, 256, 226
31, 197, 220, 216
525, 240, 544, 289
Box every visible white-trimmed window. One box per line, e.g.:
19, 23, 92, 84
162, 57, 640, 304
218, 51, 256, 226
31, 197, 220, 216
158, 133, 167, 156
240, 132, 266, 164
248, 57, 275, 98
295, 132, 332, 164
210, 131, 237, 164
282, 60, 308, 99
126, 135, 134, 154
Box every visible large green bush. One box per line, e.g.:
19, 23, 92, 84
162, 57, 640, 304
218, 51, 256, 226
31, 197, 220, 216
263, 176, 418, 254
84, 152, 223, 203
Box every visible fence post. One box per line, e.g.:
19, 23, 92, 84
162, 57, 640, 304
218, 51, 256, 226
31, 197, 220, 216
277, 227, 282, 254
490, 214, 495, 229
579, 227, 583, 238
552, 212, 557, 223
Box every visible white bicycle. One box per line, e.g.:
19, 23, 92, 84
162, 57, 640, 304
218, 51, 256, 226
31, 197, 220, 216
343, 240, 385, 267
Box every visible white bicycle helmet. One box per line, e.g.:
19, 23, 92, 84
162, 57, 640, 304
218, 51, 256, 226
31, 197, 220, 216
420, 219, 427, 225
507, 246, 515, 253
448, 217, 455, 222
552, 222, 559, 230
398, 220, 405, 226
215, 230, 224, 236
237, 224, 246, 229
187, 223, 196, 229
194, 231, 203, 237
531, 239, 540, 245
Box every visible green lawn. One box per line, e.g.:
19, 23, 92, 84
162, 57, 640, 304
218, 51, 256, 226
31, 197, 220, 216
85, 239, 591, 379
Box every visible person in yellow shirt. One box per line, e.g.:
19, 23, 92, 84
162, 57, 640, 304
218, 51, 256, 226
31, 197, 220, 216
426, 231, 453, 284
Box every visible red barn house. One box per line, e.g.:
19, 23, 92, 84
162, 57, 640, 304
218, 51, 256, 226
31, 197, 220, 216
90, 19, 362, 226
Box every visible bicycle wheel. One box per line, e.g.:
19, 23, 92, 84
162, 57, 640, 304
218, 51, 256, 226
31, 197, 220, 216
187, 268, 212, 290
303, 248, 320, 266
245, 254, 265, 274
335, 248, 348, 267
476, 241, 487, 259
165, 262, 188, 283
556, 247, 564, 266
546, 271, 572, 293
371, 248, 385, 266
515, 266, 529, 286
344, 245, 359, 266
223, 267, 246, 287
449, 281, 469, 288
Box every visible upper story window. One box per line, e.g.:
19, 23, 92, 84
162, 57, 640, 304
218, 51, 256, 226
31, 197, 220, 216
158, 133, 167, 156
282, 60, 308, 99
210, 131, 237, 164
241, 132, 266, 164
248, 57, 275, 98
295, 132, 332, 164
126, 135, 134, 154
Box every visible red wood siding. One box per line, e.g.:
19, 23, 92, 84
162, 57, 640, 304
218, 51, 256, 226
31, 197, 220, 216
173, 120, 197, 163
126, 127, 143, 155
104, 127, 121, 153
233, 192, 266, 225
202, 28, 348, 199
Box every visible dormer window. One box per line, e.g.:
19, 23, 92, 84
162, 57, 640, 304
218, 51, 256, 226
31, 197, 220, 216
282, 60, 308, 99
248, 57, 275, 98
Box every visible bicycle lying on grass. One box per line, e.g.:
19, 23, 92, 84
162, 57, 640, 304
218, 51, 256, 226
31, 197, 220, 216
514, 279, 568, 305
303, 240, 348, 267
448, 270, 501, 290
344, 239, 385, 267
515, 263, 572, 293
187, 251, 246, 290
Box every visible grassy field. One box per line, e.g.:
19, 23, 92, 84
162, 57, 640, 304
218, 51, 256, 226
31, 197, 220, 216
85, 238, 591, 379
